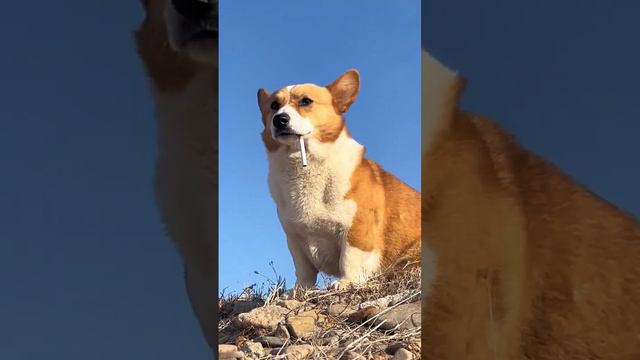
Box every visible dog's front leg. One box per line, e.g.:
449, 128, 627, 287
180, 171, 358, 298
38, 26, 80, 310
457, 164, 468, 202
286, 235, 318, 289
333, 241, 381, 290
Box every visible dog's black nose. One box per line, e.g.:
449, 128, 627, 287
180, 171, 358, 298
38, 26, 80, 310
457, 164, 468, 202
273, 113, 290, 129
172, 0, 215, 20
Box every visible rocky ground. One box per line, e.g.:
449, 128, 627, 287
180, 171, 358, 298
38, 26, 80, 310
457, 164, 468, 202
218, 266, 421, 359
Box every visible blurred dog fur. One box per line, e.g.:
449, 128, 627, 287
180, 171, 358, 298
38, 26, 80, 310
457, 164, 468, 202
135, 0, 217, 351
422, 50, 640, 359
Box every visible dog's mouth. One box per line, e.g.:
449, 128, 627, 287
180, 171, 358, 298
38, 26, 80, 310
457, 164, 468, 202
275, 131, 311, 140
167, 0, 218, 51
277, 132, 297, 137
182, 17, 218, 45
186, 28, 217, 43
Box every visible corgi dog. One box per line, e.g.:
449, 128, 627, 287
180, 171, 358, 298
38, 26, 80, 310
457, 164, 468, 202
422, 50, 640, 359
135, 0, 217, 351
257, 70, 421, 290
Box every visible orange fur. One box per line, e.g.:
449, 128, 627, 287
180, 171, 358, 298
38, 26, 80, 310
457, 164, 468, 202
346, 158, 422, 266
422, 53, 640, 359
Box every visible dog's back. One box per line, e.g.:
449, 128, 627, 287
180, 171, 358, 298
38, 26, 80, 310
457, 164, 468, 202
422, 51, 640, 359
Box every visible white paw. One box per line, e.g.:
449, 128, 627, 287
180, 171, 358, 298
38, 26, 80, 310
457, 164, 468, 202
330, 279, 355, 291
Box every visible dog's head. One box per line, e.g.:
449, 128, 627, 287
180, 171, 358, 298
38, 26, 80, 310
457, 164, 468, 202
135, 0, 217, 90
139, 0, 217, 64
257, 70, 360, 150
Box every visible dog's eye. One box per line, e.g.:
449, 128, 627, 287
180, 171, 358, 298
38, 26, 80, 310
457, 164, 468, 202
270, 101, 280, 110
299, 97, 313, 107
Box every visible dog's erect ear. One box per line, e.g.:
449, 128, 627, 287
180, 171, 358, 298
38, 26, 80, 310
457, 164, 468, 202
421, 51, 465, 155
327, 69, 360, 114
257, 88, 271, 113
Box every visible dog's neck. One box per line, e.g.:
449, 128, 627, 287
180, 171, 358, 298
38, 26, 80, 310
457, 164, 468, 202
267, 128, 364, 201
267, 129, 364, 227
150, 66, 217, 152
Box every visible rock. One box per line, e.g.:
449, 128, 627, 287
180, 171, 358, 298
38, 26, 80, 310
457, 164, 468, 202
277, 299, 304, 310
371, 302, 421, 331
274, 323, 290, 339
371, 343, 390, 354
235, 305, 289, 331
371, 354, 392, 360
282, 344, 314, 359
347, 305, 380, 323
359, 290, 418, 310
286, 310, 324, 339
218, 344, 244, 359
240, 340, 265, 358
300, 309, 325, 321
255, 335, 286, 348
286, 315, 315, 339
393, 348, 414, 360
327, 302, 356, 317
318, 329, 343, 347
385, 342, 404, 354
321, 334, 340, 347
218, 351, 244, 360
388, 292, 420, 306
327, 347, 378, 359
234, 335, 248, 347
341, 350, 366, 359
233, 300, 261, 314
219, 344, 238, 352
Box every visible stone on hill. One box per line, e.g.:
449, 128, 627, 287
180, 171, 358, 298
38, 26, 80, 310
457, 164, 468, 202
218, 344, 244, 359
282, 344, 314, 359
235, 305, 289, 331
286, 309, 324, 339
240, 340, 265, 358
370, 302, 421, 331
393, 347, 414, 360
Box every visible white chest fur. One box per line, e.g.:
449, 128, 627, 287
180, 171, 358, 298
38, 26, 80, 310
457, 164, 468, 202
267, 132, 363, 275
151, 69, 216, 261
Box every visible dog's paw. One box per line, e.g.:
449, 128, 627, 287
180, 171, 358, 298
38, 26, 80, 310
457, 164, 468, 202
330, 279, 355, 291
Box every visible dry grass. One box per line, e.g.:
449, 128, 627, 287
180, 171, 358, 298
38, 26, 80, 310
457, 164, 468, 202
219, 261, 421, 359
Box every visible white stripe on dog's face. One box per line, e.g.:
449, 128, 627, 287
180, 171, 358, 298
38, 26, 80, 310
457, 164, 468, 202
271, 105, 313, 138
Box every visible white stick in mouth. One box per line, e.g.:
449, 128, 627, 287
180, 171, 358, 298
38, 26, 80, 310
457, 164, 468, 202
299, 135, 308, 167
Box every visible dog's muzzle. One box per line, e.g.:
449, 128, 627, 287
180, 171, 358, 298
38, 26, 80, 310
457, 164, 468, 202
172, 0, 216, 22
171, 0, 218, 43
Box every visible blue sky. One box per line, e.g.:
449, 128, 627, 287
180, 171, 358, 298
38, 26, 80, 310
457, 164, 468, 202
0, 2, 209, 359
423, 1, 640, 217
219, 1, 421, 293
